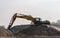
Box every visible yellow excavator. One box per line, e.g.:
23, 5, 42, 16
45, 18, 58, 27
8, 13, 35, 29
8, 13, 50, 30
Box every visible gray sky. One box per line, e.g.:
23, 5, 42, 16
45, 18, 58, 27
0, 0, 60, 28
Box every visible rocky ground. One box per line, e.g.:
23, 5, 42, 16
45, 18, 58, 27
0, 25, 60, 38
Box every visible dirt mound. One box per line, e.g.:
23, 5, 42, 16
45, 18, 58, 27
20, 26, 60, 36
11, 24, 60, 36
0, 27, 14, 36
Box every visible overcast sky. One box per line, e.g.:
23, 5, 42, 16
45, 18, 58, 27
0, 0, 60, 28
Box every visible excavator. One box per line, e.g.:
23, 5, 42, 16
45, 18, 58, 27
7, 13, 50, 33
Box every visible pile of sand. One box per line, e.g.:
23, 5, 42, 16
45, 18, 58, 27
11, 25, 60, 36
0, 27, 13, 36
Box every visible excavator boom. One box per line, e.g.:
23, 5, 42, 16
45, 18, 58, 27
8, 13, 35, 29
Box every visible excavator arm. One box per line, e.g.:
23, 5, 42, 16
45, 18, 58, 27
8, 13, 35, 29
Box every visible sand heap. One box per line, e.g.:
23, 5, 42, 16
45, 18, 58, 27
0, 26, 13, 36
11, 25, 60, 36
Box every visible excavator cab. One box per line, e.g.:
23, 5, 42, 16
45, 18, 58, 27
34, 18, 42, 25
33, 18, 50, 25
